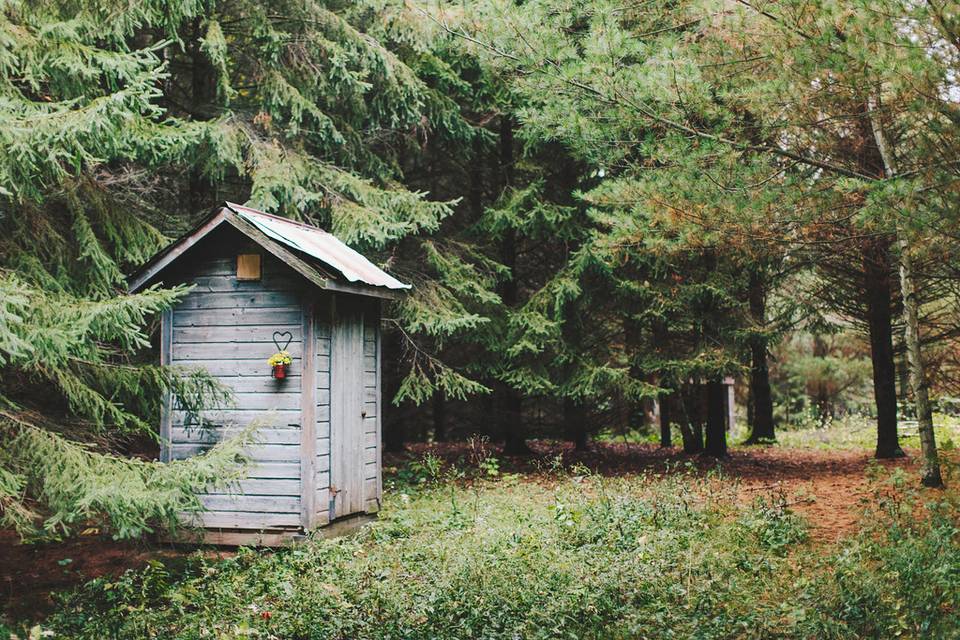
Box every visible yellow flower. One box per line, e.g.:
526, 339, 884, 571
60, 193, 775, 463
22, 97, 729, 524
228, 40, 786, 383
267, 350, 292, 366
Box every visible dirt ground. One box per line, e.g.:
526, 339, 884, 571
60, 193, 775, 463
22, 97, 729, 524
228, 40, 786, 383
400, 440, 928, 543
0, 442, 934, 622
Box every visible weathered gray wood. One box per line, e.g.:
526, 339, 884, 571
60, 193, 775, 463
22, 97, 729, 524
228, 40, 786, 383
173, 342, 300, 361
170, 443, 302, 462
184, 511, 302, 529
172, 427, 301, 445
175, 393, 300, 413
171, 409, 301, 427
224, 393, 301, 411
316, 338, 332, 356
321, 277, 404, 301
245, 462, 301, 479
300, 302, 318, 530
174, 307, 302, 327
174, 325, 301, 344
214, 378, 302, 394
330, 295, 366, 519
160, 308, 173, 463
200, 495, 300, 513
183, 530, 303, 546
372, 301, 383, 506
128, 209, 230, 293
211, 479, 301, 496
176, 290, 301, 310
364, 478, 377, 504
170, 360, 302, 377
186, 276, 298, 294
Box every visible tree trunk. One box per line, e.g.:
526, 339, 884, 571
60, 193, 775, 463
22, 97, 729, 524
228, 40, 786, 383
625, 319, 646, 432
678, 384, 704, 454
496, 114, 529, 454
896, 234, 943, 486
500, 391, 529, 454
432, 389, 447, 443
862, 237, 904, 458
188, 15, 218, 213
704, 379, 728, 457
868, 98, 942, 487
812, 334, 833, 424
745, 267, 775, 443
563, 397, 589, 451
659, 389, 673, 448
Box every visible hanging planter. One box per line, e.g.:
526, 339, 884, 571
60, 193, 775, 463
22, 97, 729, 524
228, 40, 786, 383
268, 351, 292, 378
268, 331, 293, 379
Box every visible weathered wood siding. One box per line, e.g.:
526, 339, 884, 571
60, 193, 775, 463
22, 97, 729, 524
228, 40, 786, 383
166, 232, 307, 531
314, 296, 332, 523
329, 296, 365, 518
157, 225, 384, 537
363, 300, 382, 512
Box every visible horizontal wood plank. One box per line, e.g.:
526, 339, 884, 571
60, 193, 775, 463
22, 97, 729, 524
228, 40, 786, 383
174, 342, 301, 361
184, 511, 302, 529
172, 426, 301, 446
171, 409, 300, 427
208, 377, 299, 394
171, 442, 302, 462
245, 462, 300, 480
208, 479, 301, 496
176, 290, 301, 310
170, 359, 302, 377
185, 274, 298, 293
174, 325, 301, 344
200, 495, 300, 513
231, 392, 301, 411
174, 307, 301, 327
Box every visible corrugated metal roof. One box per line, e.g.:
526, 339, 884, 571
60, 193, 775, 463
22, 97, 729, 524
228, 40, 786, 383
225, 202, 410, 290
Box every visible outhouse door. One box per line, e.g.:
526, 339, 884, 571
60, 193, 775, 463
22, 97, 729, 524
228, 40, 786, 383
330, 296, 366, 519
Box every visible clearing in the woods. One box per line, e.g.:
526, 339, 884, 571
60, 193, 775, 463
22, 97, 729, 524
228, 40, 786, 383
3, 425, 958, 639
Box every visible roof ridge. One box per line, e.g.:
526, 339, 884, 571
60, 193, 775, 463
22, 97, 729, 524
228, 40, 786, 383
224, 202, 333, 235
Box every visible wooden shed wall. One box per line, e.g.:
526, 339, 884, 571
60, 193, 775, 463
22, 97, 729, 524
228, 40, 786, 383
165, 236, 308, 531
156, 225, 385, 537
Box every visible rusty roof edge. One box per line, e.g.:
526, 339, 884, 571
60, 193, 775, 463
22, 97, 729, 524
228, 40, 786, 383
225, 202, 411, 291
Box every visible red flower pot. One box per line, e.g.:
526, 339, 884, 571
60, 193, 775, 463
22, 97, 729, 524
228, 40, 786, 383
272, 364, 288, 379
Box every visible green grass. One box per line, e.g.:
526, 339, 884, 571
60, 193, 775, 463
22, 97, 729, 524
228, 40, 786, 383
14, 458, 960, 640
776, 412, 960, 452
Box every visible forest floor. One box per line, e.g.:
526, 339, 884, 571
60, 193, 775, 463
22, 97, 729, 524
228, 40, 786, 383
2, 435, 948, 623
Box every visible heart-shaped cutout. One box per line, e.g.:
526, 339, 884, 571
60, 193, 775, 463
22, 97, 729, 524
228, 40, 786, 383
272, 330, 293, 352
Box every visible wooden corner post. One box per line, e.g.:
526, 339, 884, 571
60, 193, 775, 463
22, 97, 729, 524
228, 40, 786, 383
300, 299, 318, 530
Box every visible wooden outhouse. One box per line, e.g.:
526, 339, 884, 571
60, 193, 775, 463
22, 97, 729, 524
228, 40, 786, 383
129, 203, 408, 545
